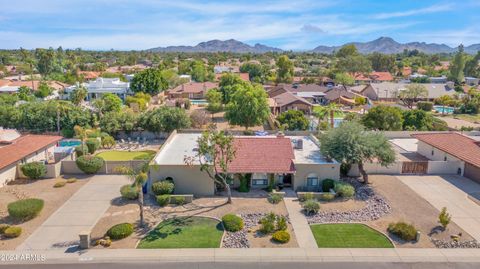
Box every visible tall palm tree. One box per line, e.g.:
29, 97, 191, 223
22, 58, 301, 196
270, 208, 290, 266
314, 103, 343, 129
115, 165, 149, 227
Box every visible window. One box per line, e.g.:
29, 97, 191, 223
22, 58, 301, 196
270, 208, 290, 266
252, 179, 267, 186
306, 173, 319, 186
444, 156, 447, 161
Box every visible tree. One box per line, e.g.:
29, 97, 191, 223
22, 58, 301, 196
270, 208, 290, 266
336, 55, 372, 77
398, 84, 428, 109
276, 55, 294, 84
448, 45, 466, 84
115, 165, 149, 227
464, 51, 480, 78
17, 86, 34, 101
74, 125, 90, 154
218, 73, 247, 103
225, 83, 270, 130
319, 121, 395, 184
240, 62, 265, 83
34, 82, 53, 98
70, 86, 87, 105
185, 127, 236, 203
402, 109, 447, 131
314, 103, 342, 129
130, 68, 168, 95
277, 110, 309, 131
334, 72, 354, 86
205, 89, 223, 118
125, 92, 151, 112
362, 105, 403, 131
35, 48, 57, 76
94, 93, 122, 114
438, 207, 451, 230
99, 109, 138, 135
137, 107, 191, 133
190, 61, 213, 82
335, 44, 358, 58
368, 52, 395, 73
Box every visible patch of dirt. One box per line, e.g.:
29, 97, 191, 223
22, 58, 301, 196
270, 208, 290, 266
318, 198, 367, 212
0, 176, 88, 250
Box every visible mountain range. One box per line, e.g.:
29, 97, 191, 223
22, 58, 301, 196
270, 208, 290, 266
148, 37, 480, 54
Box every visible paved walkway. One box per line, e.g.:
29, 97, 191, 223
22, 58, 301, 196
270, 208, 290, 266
17, 175, 130, 250
284, 198, 318, 248
397, 175, 480, 241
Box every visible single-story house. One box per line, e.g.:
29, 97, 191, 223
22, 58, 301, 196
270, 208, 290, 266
149, 131, 340, 196
64, 77, 130, 101
359, 83, 459, 101
78, 71, 101, 80
0, 134, 62, 186
465, 77, 480, 86
269, 92, 314, 115
429, 76, 448, 84
0, 79, 69, 93
413, 132, 480, 183
353, 72, 394, 84
167, 82, 218, 100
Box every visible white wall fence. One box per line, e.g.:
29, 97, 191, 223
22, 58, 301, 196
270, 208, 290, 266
61, 160, 148, 175
349, 160, 463, 176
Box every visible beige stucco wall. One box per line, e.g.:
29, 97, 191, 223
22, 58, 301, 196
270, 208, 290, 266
149, 164, 215, 196
0, 164, 17, 186
293, 163, 340, 191
417, 141, 463, 162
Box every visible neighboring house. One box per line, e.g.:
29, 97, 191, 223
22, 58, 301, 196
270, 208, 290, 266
359, 83, 459, 101
78, 71, 101, 81
429, 76, 448, 84
0, 134, 62, 186
214, 72, 249, 82
269, 91, 314, 115
323, 86, 366, 106
149, 131, 340, 196
64, 77, 130, 101
465, 77, 480, 86
353, 72, 394, 84
167, 82, 218, 100
0, 79, 69, 92
413, 132, 480, 183
214, 65, 240, 74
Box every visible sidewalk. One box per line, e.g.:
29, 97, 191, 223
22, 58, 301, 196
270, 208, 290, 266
17, 175, 130, 251
284, 198, 318, 248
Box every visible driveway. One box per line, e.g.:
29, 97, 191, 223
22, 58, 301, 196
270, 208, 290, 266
17, 175, 130, 250
397, 175, 480, 241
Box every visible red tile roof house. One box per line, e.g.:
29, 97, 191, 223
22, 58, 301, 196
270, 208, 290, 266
0, 134, 62, 186
148, 131, 340, 196
413, 132, 480, 183
166, 82, 218, 100
352, 72, 394, 84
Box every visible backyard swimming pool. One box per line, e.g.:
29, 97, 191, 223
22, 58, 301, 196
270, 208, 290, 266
190, 99, 208, 105
59, 139, 81, 147
433, 105, 454, 114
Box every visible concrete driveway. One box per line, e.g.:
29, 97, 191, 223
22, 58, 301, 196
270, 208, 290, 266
397, 175, 480, 241
17, 175, 130, 250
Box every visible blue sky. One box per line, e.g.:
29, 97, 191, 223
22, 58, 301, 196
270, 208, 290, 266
0, 0, 479, 50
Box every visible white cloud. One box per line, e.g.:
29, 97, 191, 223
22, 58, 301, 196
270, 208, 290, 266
372, 3, 452, 19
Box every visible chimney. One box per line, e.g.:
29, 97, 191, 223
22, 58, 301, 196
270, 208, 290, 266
276, 131, 285, 138
181, 84, 185, 92
296, 139, 303, 150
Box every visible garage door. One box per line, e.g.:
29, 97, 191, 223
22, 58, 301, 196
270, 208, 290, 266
464, 163, 480, 184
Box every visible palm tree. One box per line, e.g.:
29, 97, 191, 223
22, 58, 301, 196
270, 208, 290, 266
314, 103, 343, 129
56, 101, 70, 134
115, 165, 148, 227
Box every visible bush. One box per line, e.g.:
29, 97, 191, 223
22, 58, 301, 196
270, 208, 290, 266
276, 215, 287, 231
268, 193, 283, 204
301, 192, 315, 202
20, 162, 46, 180
303, 199, 320, 215
172, 196, 186, 205
222, 214, 244, 232
388, 222, 417, 241
259, 213, 276, 234
106, 223, 134, 240
4, 226, 22, 238
8, 198, 44, 221
75, 146, 87, 157
156, 194, 171, 206
152, 181, 175, 195
76, 155, 104, 174
66, 178, 77, 183
238, 174, 250, 193
243, 130, 254, 136
322, 179, 335, 192
272, 230, 290, 243
53, 181, 66, 188
102, 135, 115, 149
120, 185, 139, 200
318, 193, 336, 201
439, 207, 451, 229
417, 101, 433, 112
334, 182, 355, 198
0, 224, 10, 234
86, 138, 100, 154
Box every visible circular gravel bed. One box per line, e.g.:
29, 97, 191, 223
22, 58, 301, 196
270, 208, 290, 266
306, 178, 391, 224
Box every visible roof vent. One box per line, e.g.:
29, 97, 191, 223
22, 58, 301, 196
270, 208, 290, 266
295, 139, 303, 150
276, 131, 285, 138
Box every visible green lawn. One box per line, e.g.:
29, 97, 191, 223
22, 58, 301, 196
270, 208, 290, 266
96, 150, 156, 161
310, 223, 394, 248
137, 217, 224, 249
445, 113, 480, 123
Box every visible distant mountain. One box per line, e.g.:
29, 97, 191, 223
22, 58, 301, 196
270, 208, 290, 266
148, 39, 282, 53
311, 37, 480, 54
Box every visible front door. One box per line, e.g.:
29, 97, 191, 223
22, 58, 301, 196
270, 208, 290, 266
283, 174, 292, 186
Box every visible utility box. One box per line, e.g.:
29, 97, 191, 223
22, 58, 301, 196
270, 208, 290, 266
79, 231, 91, 249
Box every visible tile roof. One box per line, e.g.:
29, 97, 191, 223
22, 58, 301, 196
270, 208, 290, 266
0, 134, 62, 170
271, 92, 311, 107
169, 82, 218, 94
228, 137, 295, 173
353, 72, 393, 81
0, 80, 69, 91
413, 132, 480, 168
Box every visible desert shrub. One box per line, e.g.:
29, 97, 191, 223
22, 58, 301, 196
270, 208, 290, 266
276, 216, 287, 231
417, 101, 433, 112
322, 179, 335, 192
66, 178, 77, 183
318, 193, 336, 201
259, 213, 277, 234
120, 184, 139, 200
75, 146, 87, 157
8, 198, 44, 221
438, 207, 451, 229
172, 196, 186, 205
0, 224, 10, 234
243, 130, 254, 136
334, 182, 355, 198
268, 193, 283, 204
303, 199, 320, 215
20, 162, 46, 180
156, 194, 171, 206
222, 214, 244, 232
272, 230, 290, 243
53, 181, 66, 188
102, 135, 116, 149
4, 226, 22, 238
267, 174, 275, 192
152, 181, 175, 195
300, 192, 315, 202
106, 223, 134, 240
388, 222, 417, 241
86, 138, 100, 154
76, 155, 104, 174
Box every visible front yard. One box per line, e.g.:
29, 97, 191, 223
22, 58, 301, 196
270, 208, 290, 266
310, 223, 393, 248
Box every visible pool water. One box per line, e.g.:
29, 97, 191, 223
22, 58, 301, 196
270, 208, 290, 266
433, 105, 454, 114
59, 140, 81, 147
190, 99, 208, 105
